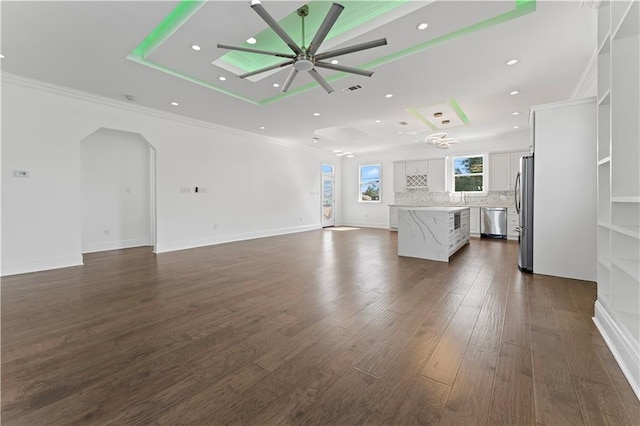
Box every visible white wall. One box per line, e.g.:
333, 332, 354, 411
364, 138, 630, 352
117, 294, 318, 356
1, 75, 339, 276
341, 131, 530, 228
81, 128, 151, 253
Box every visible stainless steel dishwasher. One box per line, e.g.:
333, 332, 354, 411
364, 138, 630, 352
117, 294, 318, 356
480, 207, 507, 239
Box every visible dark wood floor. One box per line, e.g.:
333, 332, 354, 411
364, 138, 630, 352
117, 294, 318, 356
2, 228, 639, 425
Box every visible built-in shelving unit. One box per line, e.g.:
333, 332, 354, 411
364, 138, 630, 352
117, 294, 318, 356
594, 0, 640, 400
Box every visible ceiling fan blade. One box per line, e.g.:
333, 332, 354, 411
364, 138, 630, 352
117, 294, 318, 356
308, 68, 334, 94
251, 1, 303, 55
315, 38, 388, 61
239, 60, 295, 79
307, 3, 344, 56
315, 61, 373, 77
217, 44, 295, 59
281, 68, 299, 92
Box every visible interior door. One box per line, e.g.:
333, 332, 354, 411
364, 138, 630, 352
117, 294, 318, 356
322, 175, 335, 227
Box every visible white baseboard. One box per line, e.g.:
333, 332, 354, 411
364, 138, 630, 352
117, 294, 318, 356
155, 224, 321, 254
82, 237, 151, 254
340, 221, 389, 230
1, 255, 84, 277
593, 300, 640, 400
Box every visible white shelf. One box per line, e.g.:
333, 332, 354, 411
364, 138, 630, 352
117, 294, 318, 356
612, 0, 639, 41
612, 258, 640, 281
598, 89, 611, 106
598, 220, 611, 228
599, 258, 612, 270
612, 196, 640, 203
611, 224, 640, 239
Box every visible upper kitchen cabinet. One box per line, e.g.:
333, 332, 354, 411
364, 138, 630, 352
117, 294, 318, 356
489, 151, 528, 191
393, 161, 407, 193
393, 158, 446, 192
427, 158, 446, 192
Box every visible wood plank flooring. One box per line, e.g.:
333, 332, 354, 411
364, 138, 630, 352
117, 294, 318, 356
2, 228, 637, 425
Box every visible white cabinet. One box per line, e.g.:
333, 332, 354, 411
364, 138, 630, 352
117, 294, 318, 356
389, 206, 399, 230
489, 151, 528, 191
393, 159, 445, 192
507, 207, 519, 240
427, 158, 446, 192
469, 207, 480, 236
405, 160, 428, 176
489, 153, 510, 191
393, 162, 406, 193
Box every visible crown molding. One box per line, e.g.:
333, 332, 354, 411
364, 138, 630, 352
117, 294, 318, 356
571, 47, 598, 100
0, 72, 319, 154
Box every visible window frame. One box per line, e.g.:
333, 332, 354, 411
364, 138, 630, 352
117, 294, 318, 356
450, 154, 487, 194
358, 163, 382, 203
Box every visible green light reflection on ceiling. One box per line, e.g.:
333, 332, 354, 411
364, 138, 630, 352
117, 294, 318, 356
128, 0, 537, 105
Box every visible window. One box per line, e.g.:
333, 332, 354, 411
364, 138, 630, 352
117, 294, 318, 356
322, 164, 334, 174
452, 155, 485, 192
359, 164, 381, 202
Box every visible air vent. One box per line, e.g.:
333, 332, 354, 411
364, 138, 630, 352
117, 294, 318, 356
342, 84, 363, 93
398, 121, 409, 126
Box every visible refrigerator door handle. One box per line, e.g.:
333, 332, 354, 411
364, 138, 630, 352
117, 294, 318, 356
514, 171, 521, 214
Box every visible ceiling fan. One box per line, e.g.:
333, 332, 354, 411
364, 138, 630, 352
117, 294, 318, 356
217, 0, 388, 93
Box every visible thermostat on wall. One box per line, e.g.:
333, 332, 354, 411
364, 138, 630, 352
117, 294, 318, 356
13, 170, 30, 178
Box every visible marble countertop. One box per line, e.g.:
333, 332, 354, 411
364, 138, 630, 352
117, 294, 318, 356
396, 206, 470, 212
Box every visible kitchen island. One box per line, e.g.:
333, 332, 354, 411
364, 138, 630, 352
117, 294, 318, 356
398, 207, 470, 262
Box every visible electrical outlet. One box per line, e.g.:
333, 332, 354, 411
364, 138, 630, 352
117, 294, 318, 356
13, 170, 29, 178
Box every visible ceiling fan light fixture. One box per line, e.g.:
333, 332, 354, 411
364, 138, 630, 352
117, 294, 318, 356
294, 58, 314, 71
417, 23, 429, 30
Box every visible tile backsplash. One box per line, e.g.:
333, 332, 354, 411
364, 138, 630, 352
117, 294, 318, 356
394, 189, 515, 207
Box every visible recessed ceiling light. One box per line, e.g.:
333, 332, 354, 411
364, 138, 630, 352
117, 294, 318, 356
313, 112, 321, 116
191, 45, 201, 51
433, 112, 443, 118
417, 23, 429, 30
512, 111, 521, 116
333, 150, 342, 154
510, 90, 520, 95
505, 59, 519, 66
514, 125, 520, 129
398, 131, 403, 134
346, 154, 355, 158
272, 83, 280, 88
170, 101, 179, 106
259, 126, 265, 130
246, 37, 257, 45
442, 119, 450, 125
219, 76, 226, 81
330, 59, 339, 64
375, 119, 382, 123
385, 93, 393, 98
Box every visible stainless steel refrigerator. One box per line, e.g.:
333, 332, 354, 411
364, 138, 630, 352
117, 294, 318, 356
515, 155, 534, 272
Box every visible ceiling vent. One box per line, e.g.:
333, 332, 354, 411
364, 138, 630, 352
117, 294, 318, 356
342, 84, 363, 93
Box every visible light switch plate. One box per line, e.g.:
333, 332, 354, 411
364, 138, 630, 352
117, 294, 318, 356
13, 170, 30, 178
